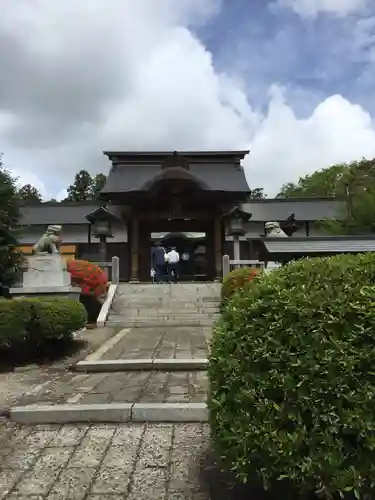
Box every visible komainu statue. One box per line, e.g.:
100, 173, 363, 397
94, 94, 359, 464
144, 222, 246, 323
265, 221, 287, 237
32, 225, 63, 254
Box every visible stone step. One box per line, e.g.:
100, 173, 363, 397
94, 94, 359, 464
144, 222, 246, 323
107, 314, 219, 322
9, 402, 208, 424
110, 309, 219, 316
106, 319, 217, 327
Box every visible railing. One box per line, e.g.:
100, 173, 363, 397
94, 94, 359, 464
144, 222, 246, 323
91, 256, 120, 284
222, 255, 281, 277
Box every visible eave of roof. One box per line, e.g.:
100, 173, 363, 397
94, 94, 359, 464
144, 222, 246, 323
103, 150, 250, 161
261, 236, 375, 254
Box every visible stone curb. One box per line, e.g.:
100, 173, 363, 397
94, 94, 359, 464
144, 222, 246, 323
72, 358, 208, 372
9, 402, 208, 424
97, 283, 118, 327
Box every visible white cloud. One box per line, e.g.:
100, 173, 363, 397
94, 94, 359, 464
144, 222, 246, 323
276, 0, 367, 17
13, 169, 47, 199
247, 89, 375, 195
0, 0, 375, 199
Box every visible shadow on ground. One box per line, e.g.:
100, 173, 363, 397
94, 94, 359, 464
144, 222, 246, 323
0, 339, 87, 373
200, 450, 320, 500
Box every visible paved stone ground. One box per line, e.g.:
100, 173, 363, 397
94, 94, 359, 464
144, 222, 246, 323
0, 421, 210, 499
101, 326, 211, 360
1, 325, 210, 408
0, 328, 119, 410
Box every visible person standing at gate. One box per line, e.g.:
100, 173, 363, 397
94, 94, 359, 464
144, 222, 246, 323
166, 246, 180, 283
151, 241, 167, 283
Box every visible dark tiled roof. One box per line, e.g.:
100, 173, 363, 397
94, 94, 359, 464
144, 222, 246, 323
101, 151, 250, 194
263, 237, 375, 254
19, 198, 345, 226
101, 163, 249, 193
19, 202, 123, 226
242, 199, 345, 221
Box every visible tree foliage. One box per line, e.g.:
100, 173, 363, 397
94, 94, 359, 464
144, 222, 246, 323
66, 170, 93, 201
90, 173, 107, 199
66, 170, 106, 201
0, 156, 22, 286
277, 164, 347, 198
248, 187, 266, 200
17, 184, 42, 203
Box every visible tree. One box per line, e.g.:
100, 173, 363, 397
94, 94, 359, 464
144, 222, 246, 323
66, 170, 93, 201
90, 173, 107, 200
248, 187, 266, 200
276, 164, 347, 198
17, 184, 42, 203
66, 170, 106, 201
0, 156, 22, 286
276, 157, 375, 234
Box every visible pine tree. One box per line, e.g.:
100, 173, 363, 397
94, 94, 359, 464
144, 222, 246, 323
66, 170, 93, 201
0, 156, 22, 286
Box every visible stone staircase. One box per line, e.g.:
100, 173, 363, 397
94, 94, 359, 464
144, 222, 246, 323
106, 283, 221, 327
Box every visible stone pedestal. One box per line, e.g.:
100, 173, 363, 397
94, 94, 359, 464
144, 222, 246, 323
10, 254, 80, 299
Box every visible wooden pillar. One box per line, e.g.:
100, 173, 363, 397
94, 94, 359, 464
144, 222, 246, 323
130, 217, 139, 282
214, 215, 223, 281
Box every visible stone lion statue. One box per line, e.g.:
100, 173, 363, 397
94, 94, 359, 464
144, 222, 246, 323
265, 221, 287, 238
32, 225, 63, 254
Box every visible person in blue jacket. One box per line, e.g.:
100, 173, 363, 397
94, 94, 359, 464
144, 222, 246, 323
151, 241, 167, 283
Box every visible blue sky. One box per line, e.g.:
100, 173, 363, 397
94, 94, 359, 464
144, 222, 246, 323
197, 0, 375, 116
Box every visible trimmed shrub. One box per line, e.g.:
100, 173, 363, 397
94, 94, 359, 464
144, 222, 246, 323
209, 253, 375, 499
27, 298, 87, 345
0, 297, 87, 359
221, 266, 260, 302
0, 298, 31, 350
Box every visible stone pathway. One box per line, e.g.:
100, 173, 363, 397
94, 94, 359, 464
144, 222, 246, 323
2, 326, 209, 408
0, 421, 210, 499
100, 326, 210, 360
0, 283, 221, 498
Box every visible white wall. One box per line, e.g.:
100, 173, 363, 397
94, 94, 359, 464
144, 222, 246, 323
19, 222, 128, 244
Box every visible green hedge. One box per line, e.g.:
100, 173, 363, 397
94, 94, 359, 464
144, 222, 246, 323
0, 297, 87, 357
221, 266, 260, 302
209, 253, 375, 499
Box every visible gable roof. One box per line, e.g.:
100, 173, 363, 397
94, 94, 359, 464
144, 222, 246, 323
101, 150, 250, 194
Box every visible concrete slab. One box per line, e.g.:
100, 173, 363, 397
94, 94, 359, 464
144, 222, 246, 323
152, 359, 208, 370
131, 403, 208, 422
10, 403, 133, 424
